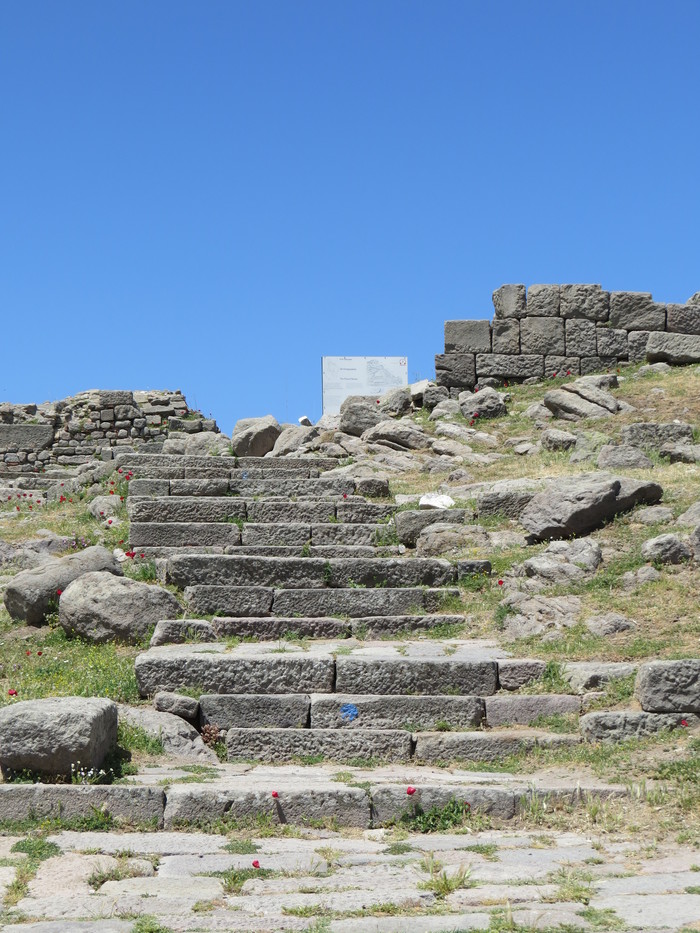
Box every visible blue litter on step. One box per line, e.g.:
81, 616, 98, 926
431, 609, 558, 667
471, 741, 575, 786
241, 471, 248, 479
340, 703, 359, 722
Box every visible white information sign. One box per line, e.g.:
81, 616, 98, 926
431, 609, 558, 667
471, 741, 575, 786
322, 356, 408, 415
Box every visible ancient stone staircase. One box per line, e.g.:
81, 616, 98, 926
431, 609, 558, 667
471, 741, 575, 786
122, 452, 589, 767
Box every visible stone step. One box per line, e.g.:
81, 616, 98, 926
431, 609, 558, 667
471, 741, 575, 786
128, 496, 396, 524
143, 545, 391, 560
167, 554, 457, 589
183, 585, 460, 617
149, 613, 470, 645
242, 523, 388, 547
226, 727, 413, 762
130, 522, 242, 548
413, 730, 581, 763
116, 454, 339, 473
134, 641, 498, 697
198, 693, 487, 731
0, 763, 627, 829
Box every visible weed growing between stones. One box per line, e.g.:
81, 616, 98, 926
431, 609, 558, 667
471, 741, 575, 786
130, 918, 174, 933
399, 798, 486, 833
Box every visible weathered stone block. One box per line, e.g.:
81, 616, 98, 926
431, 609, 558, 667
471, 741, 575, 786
0, 784, 164, 827
609, 292, 666, 331
491, 319, 520, 354
580, 711, 694, 742
475, 354, 544, 380
560, 285, 610, 322
580, 357, 617, 375
526, 284, 560, 317
628, 330, 651, 362
335, 658, 497, 696
435, 353, 476, 389
636, 660, 700, 713
0, 697, 117, 778
492, 284, 526, 319
520, 318, 565, 356
595, 327, 629, 358
646, 331, 700, 364
0, 424, 54, 451
444, 320, 491, 352
310, 694, 484, 730
666, 303, 700, 335
485, 694, 580, 727
226, 727, 412, 763
564, 319, 596, 356
497, 659, 546, 690
200, 694, 310, 729
545, 356, 580, 376
414, 730, 578, 762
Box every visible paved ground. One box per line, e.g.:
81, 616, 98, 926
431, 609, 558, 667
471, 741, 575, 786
1, 823, 699, 932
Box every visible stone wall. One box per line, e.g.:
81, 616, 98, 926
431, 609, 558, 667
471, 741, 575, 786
436, 284, 700, 392
0, 390, 218, 475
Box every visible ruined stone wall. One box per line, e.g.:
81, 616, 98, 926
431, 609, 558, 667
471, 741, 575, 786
436, 284, 700, 392
0, 390, 218, 474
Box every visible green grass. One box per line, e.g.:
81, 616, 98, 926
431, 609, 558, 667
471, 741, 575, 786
117, 721, 165, 756
0, 621, 139, 707
10, 837, 61, 860
131, 918, 174, 933
458, 842, 499, 860
399, 798, 481, 833
211, 866, 274, 894
223, 838, 260, 854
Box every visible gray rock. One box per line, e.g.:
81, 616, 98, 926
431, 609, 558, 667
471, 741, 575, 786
485, 694, 580, 726
150, 618, 217, 647
622, 565, 662, 588
519, 537, 602, 587
660, 442, 700, 463
361, 419, 431, 450
564, 318, 597, 356
543, 388, 611, 421
118, 705, 216, 762
0, 697, 117, 778
580, 711, 692, 742
421, 384, 449, 410
4, 546, 123, 625
434, 353, 476, 390
458, 386, 507, 420
560, 284, 609, 322
636, 361, 673, 376
519, 472, 662, 541
524, 401, 552, 420
497, 659, 546, 690
492, 319, 520, 354
0, 784, 164, 829
59, 572, 182, 644
492, 284, 526, 319
230, 416, 282, 456
641, 533, 692, 564
569, 430, 610, 463
184, 432, 231, 457
526, 284, 560, 317
621, 421, 694, 449
584, 612, 636, 636
475, 354, 544, 380
609, 292, 665, 330
394, 508, 467, 547
444, 320, 491, 352
636, 660, 700, 712
541, 428, 577, 451
476, 478, 542, 518
378, 387, 412, 416
499, 593, 581, 639
200, 693, 310, 729
666, 303, 700, 335
153, 691, 200, 723
87, 496, 122, 520
596, 444, 653, 470
271, 425, 317, 456
676, 502, 700, 525
635, 505, 674, 525
564, 662, 636, 692
646, 331, 700, 364
428, 398, 461, 419
596, 326, 629, 358
0, 424, 54, 449
311, 694, 484, 730
520, 317, 565, 355
416, 522, 489, 557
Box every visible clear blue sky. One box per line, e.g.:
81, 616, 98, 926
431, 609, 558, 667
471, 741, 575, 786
2, 1, 699, 432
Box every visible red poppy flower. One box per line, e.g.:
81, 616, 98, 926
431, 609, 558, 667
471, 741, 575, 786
406, 786, 416, 796
681, 719, 689, 727
8, 689, 17, 696
498, 580, 504, 586
26, 650, 31, 656
57, 590, 63, 595
37, 651, 42, 656
252, 860, 260, 868
271, 791, 279, 798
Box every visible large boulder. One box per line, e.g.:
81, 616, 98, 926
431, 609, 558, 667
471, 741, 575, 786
270, 425, 317, 457
184, 432, 231, 457
596, 444, 653, 470
519, 472, 662, 541
543, 378, 620, 421
361, 419, 431, 450
636, 660, 700, 713
230, 416, 282, 457
498, 593, 582, 639
339, 397, 384, 437
4, 546, 123, 625
641, 533, 692, 564
458, 387, 507, 420
59, 572, 182, 644
621, 421, 694, 449
0, 697, 117, 779
394, 508, 468, 547
646, 332, 700, 364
